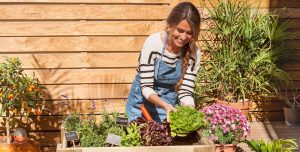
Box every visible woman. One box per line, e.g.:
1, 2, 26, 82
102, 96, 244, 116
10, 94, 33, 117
126, 2, 201, 122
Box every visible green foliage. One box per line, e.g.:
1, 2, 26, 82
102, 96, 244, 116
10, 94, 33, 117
244, 139, 298, 152
0, 57, 46, 142
77, 118, 105, 147
169, 106, 206, 137
121, 122, 142, 147
202, 125, 236, 144
195, 0, 290, 104
62, 112, 125, 147
63, 112, 81, 132
0, 57, 46, 115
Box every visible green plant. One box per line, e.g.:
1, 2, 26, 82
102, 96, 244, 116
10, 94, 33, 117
195, 0, 290, 104
0, 57, 46, 143
244, 139, 298, 152
169, 106, 206, 137
63, 112, 81, 132
77, 118, 105, 147
62, 111, 125, 147
121, 122, 142, 147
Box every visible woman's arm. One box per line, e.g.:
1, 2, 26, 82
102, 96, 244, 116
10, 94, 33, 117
148, 93, 176, 112
178, 48, 201, 108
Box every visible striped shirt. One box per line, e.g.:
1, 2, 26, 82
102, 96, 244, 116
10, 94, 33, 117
137, 32, 201, 106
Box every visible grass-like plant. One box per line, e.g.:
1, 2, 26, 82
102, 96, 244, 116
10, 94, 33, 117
195, 0, 290, 104
244, 139, 298, 152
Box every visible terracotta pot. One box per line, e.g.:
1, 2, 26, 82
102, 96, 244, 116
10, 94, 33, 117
215, 144, 236, 152
215, 99, 252, 117
0, 139, 40, 152
283, 106, 300, 127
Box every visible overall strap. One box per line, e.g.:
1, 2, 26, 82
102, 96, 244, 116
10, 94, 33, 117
160, 31, 169, 60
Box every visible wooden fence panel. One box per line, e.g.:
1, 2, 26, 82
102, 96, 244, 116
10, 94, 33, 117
0, 0, 299, 151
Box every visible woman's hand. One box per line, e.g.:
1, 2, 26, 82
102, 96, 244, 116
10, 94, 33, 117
163, 103, 176, 122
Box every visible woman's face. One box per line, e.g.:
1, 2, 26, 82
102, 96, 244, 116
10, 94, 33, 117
169, 19, 193, 50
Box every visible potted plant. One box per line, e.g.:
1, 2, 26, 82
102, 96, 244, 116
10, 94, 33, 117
195, 0, 290, 116
281, 88, 300, 126
0, 57, 45, 146
244, 138, 298, 152
201, 104, 251, 152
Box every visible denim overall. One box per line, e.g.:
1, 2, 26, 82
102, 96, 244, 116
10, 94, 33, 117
126, 32, 182, 122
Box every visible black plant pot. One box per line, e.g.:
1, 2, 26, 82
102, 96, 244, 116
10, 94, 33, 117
283, 106, 300, 127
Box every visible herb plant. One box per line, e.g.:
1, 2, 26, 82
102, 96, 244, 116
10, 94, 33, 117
63, 112, 81, 132
244, 139, 298, 152
121, 122, 142, 147
169, 106, 206, 137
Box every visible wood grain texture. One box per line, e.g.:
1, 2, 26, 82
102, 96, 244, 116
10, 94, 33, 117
0, 5, 169, 20
0, 21, 165, 36
24, 68, 136, 84
0, 36, 147, 52
0, 53, 139, 68
0, 0, 171, 3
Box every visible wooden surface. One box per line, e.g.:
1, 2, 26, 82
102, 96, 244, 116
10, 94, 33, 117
0, 0, 299, 151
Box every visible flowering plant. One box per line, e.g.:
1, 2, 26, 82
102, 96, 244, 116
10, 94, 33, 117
0, 57, 46, 143
201, 104, 250, 144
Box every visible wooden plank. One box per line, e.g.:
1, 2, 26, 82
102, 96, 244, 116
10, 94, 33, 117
45, 99, 126, 115
0, 5, 169, 20
281, 49, 300, 63
248, 111, 284, 121
0, 21, 164, 36
24, 69, 136, 84
0, 36, 146, 52
286, 40, 300, 50
0, 53, 139, 68
44, 84, 131, 99
280, 63, 300, 71
276, 8, 300, 19
250, 101, 283, 111
181, 0, 300, 8
288, 71, 300, 80
0, 0, 171, 3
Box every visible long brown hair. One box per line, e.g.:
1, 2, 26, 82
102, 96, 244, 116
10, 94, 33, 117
166, 2, 201, 91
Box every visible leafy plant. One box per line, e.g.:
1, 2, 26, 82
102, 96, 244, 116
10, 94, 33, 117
0, 57, 46, 143
169, 106, 206, 137
244, 139, 298, 152
139, 119, 172, 146
121, 122, 142, 147
195, 0, 290, 103
202, 104, 250, 144
63, 112, 81, 132
77, 118, 105, 147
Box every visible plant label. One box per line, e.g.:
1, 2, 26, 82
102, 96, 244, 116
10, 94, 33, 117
106, 134, 122, 145
116, 116, 128, 125
65, 131, 79, 141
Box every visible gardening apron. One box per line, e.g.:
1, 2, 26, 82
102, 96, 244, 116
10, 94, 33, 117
126, 32, 182, 122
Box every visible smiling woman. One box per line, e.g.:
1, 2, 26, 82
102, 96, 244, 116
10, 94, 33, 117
125, 2, 201, 123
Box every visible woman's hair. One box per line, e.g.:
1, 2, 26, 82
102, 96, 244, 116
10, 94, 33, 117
166, 2, 201, 91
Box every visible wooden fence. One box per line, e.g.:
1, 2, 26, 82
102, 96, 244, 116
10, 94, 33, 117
0, 0, 299, 151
